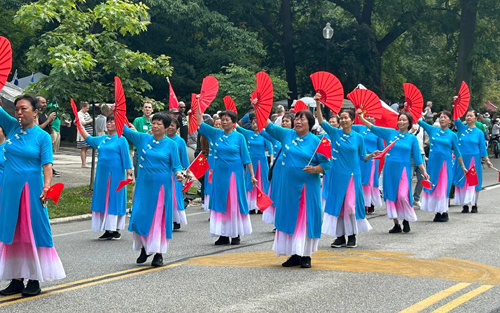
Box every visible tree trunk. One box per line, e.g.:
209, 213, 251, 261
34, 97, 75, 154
280, 0, 297, 107
456, 0, 479, 92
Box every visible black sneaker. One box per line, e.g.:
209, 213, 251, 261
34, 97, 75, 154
98, 231, 113, 241
249, 210, 256, 215
52, 170, 61, 177
441, 212, 449, 222
151, 253, 163, 267
331, 236, 346, 248
136, 247, 152, 264
433, 213, 442, 222
462, 205, 469, 213
173, 222, 181, 230
346, 235, 357, 248
21, 280, 40, 297
230, 236, 240, 245
368, 205, 375, 214
389, 224, 402, 233
402, 220, 411, 233
111, 231, 121, 240
282, 254, 301, 267
471, 206, 478, 213
214, 236, 230, 245
300, 256, 311, 268
0, 279, 24, 296
257, 210, 263, 215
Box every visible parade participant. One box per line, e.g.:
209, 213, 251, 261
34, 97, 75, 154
0, 127, 6, 184
328, 115, 340, 128
123, 112, 183, 267
321, 115, 340, 211
166, 118, 190, 230
352, 114, 384, 214
263, 110, 331, 268
357, 109, 429, 233
236, 115, 273, 214
213, 117, 222, 129
76, 101, 93, 168
79, 115, 133, 239
453, 108, 493, 213
261, 114, 294, 225
0, 94, 65, 297
418, 111, 465, 221
316, 97, 377, 248
197, 108, 256, 245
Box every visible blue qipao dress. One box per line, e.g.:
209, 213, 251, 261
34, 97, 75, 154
201, 137, 215, 212
260, 130, 282, 224
370, 125, 423, 222
236, 126, 273, 213
265, 123, 331, 257
321, 122, 372, 238
0, 108, 65, 282
417, 121, 462, 213
123, 126, 182, 255
85, 134, 132, 232
198, 123, 253, 238
170, 134, 190, 226
452, 120, 487, 206
352, 125, 385, 208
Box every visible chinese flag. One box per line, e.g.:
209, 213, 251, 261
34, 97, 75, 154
188, 153, 210, 180
373, 140, 397, 160
182, 180, 194, 193
168, 79, 178, 110
315, 136, 332, 159
45, 183, 65, 205
208, 169, 213, 184
466, 166, 479, 187
256, 187, 273, 212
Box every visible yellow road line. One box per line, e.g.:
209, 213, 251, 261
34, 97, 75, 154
431, 285, 494, 313
399, 283, 470, 313
0, 263, 183, 307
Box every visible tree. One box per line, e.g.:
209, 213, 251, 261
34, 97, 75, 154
14, 0, 172, 108
456, 0, 479, 91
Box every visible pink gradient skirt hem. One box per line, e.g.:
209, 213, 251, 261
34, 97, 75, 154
386, 168, 417, 222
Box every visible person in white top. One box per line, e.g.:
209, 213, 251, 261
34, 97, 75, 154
274, 105, 286, 126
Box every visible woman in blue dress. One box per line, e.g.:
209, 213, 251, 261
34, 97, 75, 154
352, 116, 385, 214
316, 97, 378, 248
357, 109, 429, 233
261, 114, 294, 225
321, 115, 340, 212
0, 127, 6, 184
236, 116, 273, 214
197, 109, 256, 245
0, 95, 65, 297
417, 111, 466, 222
264, 110, 331, 268
452, 108, 493, 213
166, 118, 190, 230
80, 115, 133, 240
124, 112, 183, 267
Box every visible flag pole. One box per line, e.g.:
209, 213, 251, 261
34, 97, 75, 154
306, 138, 322, 166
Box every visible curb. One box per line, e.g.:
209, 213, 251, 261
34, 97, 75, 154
50, 213, 92, 225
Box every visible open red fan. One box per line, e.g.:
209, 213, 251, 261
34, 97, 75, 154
114, 76, 131, 137
347, 88, 383, 120
188, 93, 198, 134
70, 98, 83, 135
310, 71, 344, 115
198, 76, 219, 113
116, 178, 133, 192
0, 37, 12, 92
44, 183, 65, 205
420, 180, 434, 190
223, 96, 238, 115
453, 81, 470, 120
294, 100, 308, 112
251, 72, 273, 132
403, 83, 424, 123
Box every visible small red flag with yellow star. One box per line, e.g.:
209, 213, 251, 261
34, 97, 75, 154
168, 78, 178, 110
315, 136, 332, 159
466, 165, 479, 186
188, 153, 210, 180
182, 179, 194, 193
256, 187, 273, 212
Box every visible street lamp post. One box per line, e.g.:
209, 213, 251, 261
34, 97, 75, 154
323, 23, 334, 72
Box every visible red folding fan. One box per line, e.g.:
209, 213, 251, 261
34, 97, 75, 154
294, 100, 308, 112
116, 178, 133, 192
0, 37, 12, 92
251, 72, 273, 132
223, 96, 238, 115
198, 76, 219, 113
310, 71, 344, 115
347, 89, 383, 120
188, 93, 198, 134
403, 83, 424, 123
70, 98, 83, 135
453, 81, 470, 120
114, 76, 131, 137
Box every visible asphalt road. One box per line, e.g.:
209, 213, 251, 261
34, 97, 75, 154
1, 152, 500, 312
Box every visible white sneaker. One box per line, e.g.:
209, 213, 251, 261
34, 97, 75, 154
414, 200, 421, 208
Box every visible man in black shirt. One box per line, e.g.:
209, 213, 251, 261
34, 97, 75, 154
177, 101, 188, 143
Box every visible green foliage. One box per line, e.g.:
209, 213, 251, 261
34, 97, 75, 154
14, 0, 172, 109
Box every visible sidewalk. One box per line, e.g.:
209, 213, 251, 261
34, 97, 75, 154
52, 146, 95, 189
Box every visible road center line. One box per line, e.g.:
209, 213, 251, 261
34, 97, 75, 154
431, 285, 494, 313
399, 283, 470, 313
